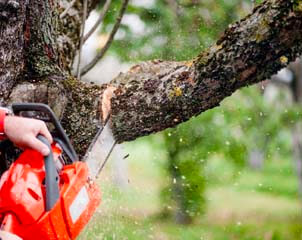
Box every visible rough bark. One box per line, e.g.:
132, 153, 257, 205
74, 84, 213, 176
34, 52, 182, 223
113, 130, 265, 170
0, 0, 102, 158
109, 0, 302, 143
0, 0, 302, 160
0, 0, 27, 102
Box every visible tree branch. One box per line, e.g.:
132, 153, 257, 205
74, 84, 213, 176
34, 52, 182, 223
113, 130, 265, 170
76, 0, 88, 80
106, 0, 302, 143
1, 0, 302, 160
83, 0, 112, 43
80, 0, 129, 76
60, 0, 77, 19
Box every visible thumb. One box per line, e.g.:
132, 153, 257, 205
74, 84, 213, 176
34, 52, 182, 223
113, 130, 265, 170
26, 136, 50, 156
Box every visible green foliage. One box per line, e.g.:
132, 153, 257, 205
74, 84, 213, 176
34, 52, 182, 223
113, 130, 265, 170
99, 0, 301, 225
81, 138, 302, 239
157, 84, 301, 222
160, 128, 207, 222
103, 0, 255, 62
221, 87, 297, 162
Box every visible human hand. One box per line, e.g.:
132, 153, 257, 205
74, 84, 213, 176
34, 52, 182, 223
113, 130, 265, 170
4, 116, 53, 156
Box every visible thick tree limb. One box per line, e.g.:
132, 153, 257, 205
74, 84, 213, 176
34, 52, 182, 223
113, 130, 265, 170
1, 0, 302, 161
108, 0, 302, 143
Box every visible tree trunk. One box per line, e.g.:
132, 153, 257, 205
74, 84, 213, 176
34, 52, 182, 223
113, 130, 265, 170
0, 0, 102, 158
166, 140, 192, 224
1, 0, 302, 162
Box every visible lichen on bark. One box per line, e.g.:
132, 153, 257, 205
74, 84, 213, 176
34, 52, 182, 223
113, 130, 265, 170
60, 78, 103, 157
0, 0, 302, 162
0, 0, 27, 103
0, 0, 103, 159
108, 0, 302, 143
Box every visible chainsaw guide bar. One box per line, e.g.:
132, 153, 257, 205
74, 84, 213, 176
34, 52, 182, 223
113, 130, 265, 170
84, 114, 117, 179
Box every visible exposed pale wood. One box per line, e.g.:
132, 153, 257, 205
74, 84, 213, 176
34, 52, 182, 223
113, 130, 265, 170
109, 0, 302, 142
0, 0, 302, 161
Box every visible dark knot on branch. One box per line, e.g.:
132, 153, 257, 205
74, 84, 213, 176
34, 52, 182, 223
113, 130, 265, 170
0, 0, 20, 21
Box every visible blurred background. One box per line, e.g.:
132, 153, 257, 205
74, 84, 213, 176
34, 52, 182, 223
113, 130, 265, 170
77, 0, 302, 239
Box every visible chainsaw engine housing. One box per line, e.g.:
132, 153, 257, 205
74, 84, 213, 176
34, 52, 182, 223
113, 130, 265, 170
0, 103, 101, 239
0, 147, 101, 239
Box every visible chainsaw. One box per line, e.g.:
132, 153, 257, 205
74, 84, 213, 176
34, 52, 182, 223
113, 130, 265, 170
0, 103, 116, 240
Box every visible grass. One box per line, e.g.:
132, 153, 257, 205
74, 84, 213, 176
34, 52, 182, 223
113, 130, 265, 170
79, 139, 302, 240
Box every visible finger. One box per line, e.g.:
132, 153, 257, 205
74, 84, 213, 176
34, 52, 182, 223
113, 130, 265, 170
26, 136, 50, 156
39, 122, 53, 144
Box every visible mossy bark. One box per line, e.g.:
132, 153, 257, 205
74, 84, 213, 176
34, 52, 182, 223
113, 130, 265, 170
109, 0, 302, 142
0, 0, 302, 162
0, 0, 102, 158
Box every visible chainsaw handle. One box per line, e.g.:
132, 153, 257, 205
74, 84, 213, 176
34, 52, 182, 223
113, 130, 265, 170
12, 103, 78, 162
37, 135, 60, 211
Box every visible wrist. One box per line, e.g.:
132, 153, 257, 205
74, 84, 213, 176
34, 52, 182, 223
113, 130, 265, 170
0, 107, 12, 140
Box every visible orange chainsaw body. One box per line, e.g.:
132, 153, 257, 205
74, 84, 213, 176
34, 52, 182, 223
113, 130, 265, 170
0, 145, 101, 240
